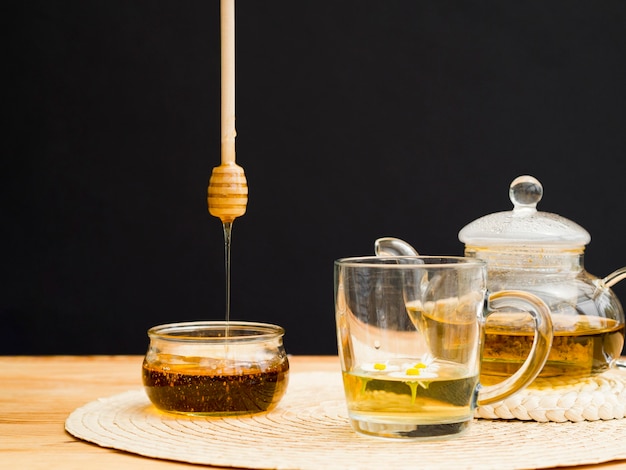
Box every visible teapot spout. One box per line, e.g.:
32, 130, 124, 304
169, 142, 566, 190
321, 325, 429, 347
374, 237, 419, 257
601, 266, 626, 289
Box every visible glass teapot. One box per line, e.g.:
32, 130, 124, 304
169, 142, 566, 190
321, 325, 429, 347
457, 175, 626, 382
376, 175, 625, 383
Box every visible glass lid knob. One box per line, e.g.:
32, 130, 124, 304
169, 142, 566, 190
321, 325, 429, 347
510, 175, 542, 213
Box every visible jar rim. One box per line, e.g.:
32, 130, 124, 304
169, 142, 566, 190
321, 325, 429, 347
147, 321, 285, 343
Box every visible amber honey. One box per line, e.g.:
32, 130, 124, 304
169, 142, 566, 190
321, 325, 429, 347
142, 359, 289, 415
142, 321, 289, 415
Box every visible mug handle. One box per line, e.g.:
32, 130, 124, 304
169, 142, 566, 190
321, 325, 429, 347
477, 290, 554, 406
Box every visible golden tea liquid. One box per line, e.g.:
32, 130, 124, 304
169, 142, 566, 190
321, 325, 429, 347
342, 359, 478, 439
481, 313, 624, 383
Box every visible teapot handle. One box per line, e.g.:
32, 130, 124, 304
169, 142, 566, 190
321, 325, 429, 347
602, 267, 626, 289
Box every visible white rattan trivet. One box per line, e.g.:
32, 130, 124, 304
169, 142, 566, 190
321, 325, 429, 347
65, 370, 626, 470
477, 367, 626, 422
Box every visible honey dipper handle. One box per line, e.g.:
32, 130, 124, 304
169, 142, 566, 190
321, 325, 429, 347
207, 0, 248, 223
220, 0, 236, 164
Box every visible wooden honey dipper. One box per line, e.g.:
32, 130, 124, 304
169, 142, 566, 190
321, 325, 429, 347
207, 0, 247, 223
207, 0, 246, 332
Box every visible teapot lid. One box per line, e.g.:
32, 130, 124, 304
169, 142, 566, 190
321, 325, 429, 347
458, 175, 591, 247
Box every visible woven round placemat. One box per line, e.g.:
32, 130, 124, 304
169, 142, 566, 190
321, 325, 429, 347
477, 368, 626, 422
65, 371, 626, 470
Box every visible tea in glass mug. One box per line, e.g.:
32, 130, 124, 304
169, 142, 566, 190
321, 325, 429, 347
335, 256, 553, 440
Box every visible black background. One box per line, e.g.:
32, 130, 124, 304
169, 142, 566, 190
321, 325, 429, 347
4, 1, 626, 355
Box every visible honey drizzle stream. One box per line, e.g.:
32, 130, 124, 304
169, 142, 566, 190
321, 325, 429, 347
222, 221, 233, 341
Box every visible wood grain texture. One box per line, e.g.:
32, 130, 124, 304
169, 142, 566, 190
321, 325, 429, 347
0, 355, 339, 469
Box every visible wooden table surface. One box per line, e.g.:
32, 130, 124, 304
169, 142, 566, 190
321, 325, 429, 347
2, 355, 626, 470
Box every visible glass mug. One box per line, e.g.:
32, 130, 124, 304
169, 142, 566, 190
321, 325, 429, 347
334, 256, 553, 440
